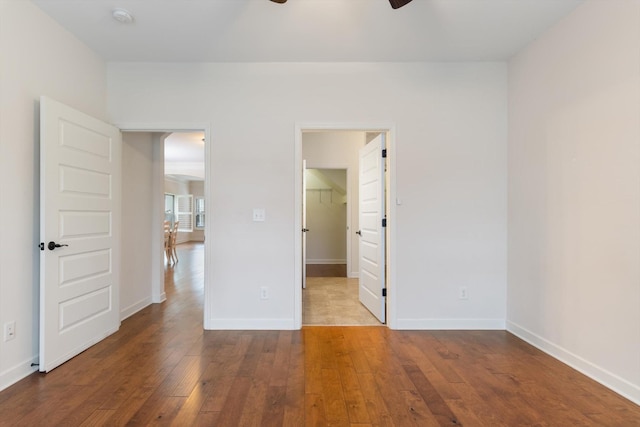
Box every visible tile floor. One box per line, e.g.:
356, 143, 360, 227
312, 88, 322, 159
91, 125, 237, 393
302, 276, 383, 326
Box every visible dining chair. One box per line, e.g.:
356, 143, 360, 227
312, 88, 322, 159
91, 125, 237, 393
164, 221, 173, 264
170, 221, 180, 264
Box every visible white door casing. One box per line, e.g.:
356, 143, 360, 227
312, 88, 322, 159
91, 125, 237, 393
40, 97, 121, 372
358, 133, 386, 323
294, 123, 396, 330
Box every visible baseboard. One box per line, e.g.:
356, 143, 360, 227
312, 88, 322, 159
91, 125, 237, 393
347, 272, 359, 279
152, 292, 167, 304
0, 355, 38, 392
206, 318, 296, 330
120, 296, 152, 321
306, 259, 347, 265
507, 321, 640, 405
395, 318, 506, 330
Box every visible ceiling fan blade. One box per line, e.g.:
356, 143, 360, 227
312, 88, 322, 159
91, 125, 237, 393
270, 0, 411, 7
389, 0, 413, 9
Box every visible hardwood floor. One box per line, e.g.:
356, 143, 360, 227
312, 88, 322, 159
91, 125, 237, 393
0, 242, 638, 426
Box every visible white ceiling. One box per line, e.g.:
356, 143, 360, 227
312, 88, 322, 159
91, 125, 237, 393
164, 132, 205, 181
165, 132, 205, 163
31, 0, 583, 62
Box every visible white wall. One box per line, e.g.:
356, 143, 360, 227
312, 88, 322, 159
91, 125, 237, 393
0, 1, 107, 390
108, 61, 508, 330
303, 131, 364, 276
508, 0, 640, 404
121, 132, 156, 320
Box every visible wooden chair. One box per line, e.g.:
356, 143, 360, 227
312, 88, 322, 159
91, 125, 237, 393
164, 221, 173, 264
170, 221, 179, 264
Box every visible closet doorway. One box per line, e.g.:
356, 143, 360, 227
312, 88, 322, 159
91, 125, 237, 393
300, 129, 388, 326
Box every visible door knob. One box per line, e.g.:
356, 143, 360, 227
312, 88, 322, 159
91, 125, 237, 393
302, 228, 309, 233
47, 241, 68, 250
356, 230, 362, 236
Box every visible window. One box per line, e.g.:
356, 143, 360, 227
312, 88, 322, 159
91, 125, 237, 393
195, 197, 205, 229
164, 194, 175, 226
175, 194, 193, 232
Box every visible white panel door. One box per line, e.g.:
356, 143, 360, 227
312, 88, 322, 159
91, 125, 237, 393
358, 134, 386, 323
39, 97, 121, 372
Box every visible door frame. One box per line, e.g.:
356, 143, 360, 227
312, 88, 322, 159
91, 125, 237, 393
115, 122, 213, 329
294, 122, 397, 329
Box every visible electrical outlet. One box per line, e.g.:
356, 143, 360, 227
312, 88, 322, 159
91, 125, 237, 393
260, 286, 269, 300
458, 287, 468, 300
4, 321, 15, 341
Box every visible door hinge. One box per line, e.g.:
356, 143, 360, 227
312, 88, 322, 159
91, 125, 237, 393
382, 149, 387, 158
382, 218, 387, 227
39, 242, 44, 251
382, 288, 387, 297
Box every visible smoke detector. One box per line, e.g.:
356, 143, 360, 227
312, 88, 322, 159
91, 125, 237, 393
112, 8, 134, 24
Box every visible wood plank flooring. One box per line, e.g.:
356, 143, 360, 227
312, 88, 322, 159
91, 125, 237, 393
0, 242, 638, 426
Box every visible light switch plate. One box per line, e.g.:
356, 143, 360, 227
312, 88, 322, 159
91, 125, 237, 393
253, 208, 266, 222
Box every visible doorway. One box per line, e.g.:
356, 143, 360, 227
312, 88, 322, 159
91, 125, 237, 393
303, 166, 378, 325
296, 125, 396, 328
120, 124, 212, 328
162, 132, 206, 301
304, 168, 348, 278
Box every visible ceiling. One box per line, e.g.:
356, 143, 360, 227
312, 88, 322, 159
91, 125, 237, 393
165, 132, 205, 163
164, 132, 205, 181
31, 0, 583, 62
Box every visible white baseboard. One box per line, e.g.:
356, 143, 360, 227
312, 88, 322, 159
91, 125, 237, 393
120, 296, 152, 321
152, 292, 167, 304
507, 321, 640, 405
347, 272, 359, 279
0, 355, 38, 392
306, 259, 347, 265
395, 318, 506, 330
205, 318, 296, 330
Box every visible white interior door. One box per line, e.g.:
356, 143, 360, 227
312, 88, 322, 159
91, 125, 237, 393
39, 97, 122, 372
302, 160, 308, 288
358, 134, 386, 323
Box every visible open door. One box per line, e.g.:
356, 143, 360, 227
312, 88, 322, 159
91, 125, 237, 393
39, 97, 121, 372
302, 160, 308, 288
358, 134, 386, 323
